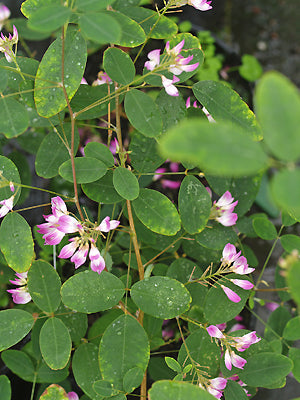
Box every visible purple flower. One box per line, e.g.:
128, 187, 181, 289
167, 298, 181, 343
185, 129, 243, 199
188, 0, 212, 11
221, 243, 255, 275
89, 243, 106, 274
67, 392, 79, 400
207, 377, 227, 399
0, 5, 10, 30
96, 216, 120, 232
233, 331, 261, 352
0, 25, 18, 62
224, 349, 247, 370
222, 243, 241, 265
207, 325, 225, 339
92, 71, 112, 86
221, 285, 241, 303
161, 75, 180, 97
0, 195, 14, 218
145, 49, 161, 71
7, 272, 31, 304
230, 279, 254, 290
70, 243, 89, 269
212, 191, 238, 226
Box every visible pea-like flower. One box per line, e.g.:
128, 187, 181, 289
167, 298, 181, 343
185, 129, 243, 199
210, 191, 238, 226
7, 272, 31, 304
222, 243, 255, 275
224, 349, 247, 370
0, 25, 18, 62
0, 4, 10, 31
207, 377, 227, 399
0, 195, 14, 218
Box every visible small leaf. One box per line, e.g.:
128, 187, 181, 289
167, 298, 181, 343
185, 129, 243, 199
123, 367, 144, 393
28, 5, 71, 32
252, 217, 277, 240
130, 276, 191, 319
76, 0, 114, 11
84, 142, 114, 167
110, 11, 146, 47
59, 157, 107, 183
155, 90, 187, 133
165, 357, 182, 373
40, 317, 72, 370
224, 379, 248, 400
149, 380, 216, 399
0, 213, 34, 273
34, 27, 87, 117
0, 309, 34, 351
125, 90, 163, 137
39, 384, 68, 400
21, 0, 60, 18
289, 348, 300, 383
82, 170, 122, 204
0, 375, 11, 400
0, 98, 29, 138
113, 167, 139, 200
132, 189, 181, 236
178, 176, 211, 234
196, 224, 238, 250
239, 54, 263, 82
0, 155, 21, 205
287, 261, 300, 307
239, 352, 293, 387
103, 47, 135, 85
27, 260, 61, 313
79, 13, 121, 44
129, 131, 164, 173
99, 314, 149, 390
283, 316, 300, 341
93, 380, 115, 397
280, 234, 300, 253
1, 350, 35, 381
61, 270, 125, 313
271, 169, 300, 219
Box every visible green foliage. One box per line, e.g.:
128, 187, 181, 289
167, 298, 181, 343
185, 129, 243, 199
0, 375, 11, 400
0, 310, 34, 351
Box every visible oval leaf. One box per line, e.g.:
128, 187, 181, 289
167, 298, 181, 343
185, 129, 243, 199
129, 131, 164, 173
39, 384, 68, 400
61, 270, 125, 313
159, 120, 268, 177
280, 234, 300, 253
252, 217, 277, 240
27, 260, 61, 313
40, 317, 71, 370
125, 89, 163, 138
34, 27, 87, 117
133, 189, 181, 236
0, 97, 29, 138
82, 170, 123, 204
195, 225, 238, 250
1, 350, 35, 381
0, 213, 34, 273
99, 315, 150, 390
149, 380, 216, 400
110, 11, 146, 47
79, 13, 121, 44
130, 276, 191, 319
0, 155, 21, 205
123, 367, 144, 393
93, 380, 115, 397
0, 309, 34, 351
59, 157, 107, 184
283, 316, 300, 341
103, 47, 135, 85
84, 142, 114, 167
179, 176, 211, 234
28, 5, 71, 32
271, 169, 300, 218
76, 0, 114, 11
113, 167, 139, 200
0, 375, 11, 400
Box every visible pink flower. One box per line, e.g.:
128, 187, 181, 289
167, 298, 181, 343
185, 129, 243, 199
70, 243, 89, 269
231, 257, 255, 275
188, 0, 212, 11
211, 191, 238, 226
224, 349, 247, 370
92, 71, 112, 86
207, 377, 227, 399
207, 325, 225, 339
9, 181, 14, 192
166, 40, 199, 75
57, 215, 83, 234
81, 77, 88, 85
221, 243, 255, 275
7, 272, 31, 304
161, 180, 181, 189
0, 25, 18, 62
233, 331, 261, 352
222, 243, 241, 265
89, 243, 106, 274
161, 75, 180, 97
230, 279, 254, 290
265, 302, 279, 311
202, 106, 216, 122
0, 195, 14, 218
145, 49, 161, 71
67, 392, 79, 400
58, 238, 80, 259
0, 5, 10, 31
221, 285, 241, 303
96, 216, 120, 233
51, 196, 68, 217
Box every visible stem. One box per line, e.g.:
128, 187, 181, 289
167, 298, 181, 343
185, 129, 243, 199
53, 245, 56, 270
61, 25, 84, 220
143, 235, 184, 268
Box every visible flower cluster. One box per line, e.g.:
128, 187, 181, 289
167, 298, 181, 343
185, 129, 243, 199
0, 180, 15, 218
144, 40, 199, 97
171, 0, 212, 12
0, 4, 10, 30
37, 196, 119, 274
199, 377, 227, 399
7, 272, 31, 304
209, 191, 238, 226
0, 24, 18, 63
207, 325, 261, 371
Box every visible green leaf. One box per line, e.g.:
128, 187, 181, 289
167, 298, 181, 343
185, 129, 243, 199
0, 155, 21, 204
130, 276, 191, 319
0, 375, 11, 400
34, 27, 87, 117
99, 314, 149, 390
167, 258, 202, 284
0, 213, 34, 273
287, 261, 300, 307
125, 90, 163, 137
55, 304, 88, 343
178, 176, 211, 234
28, 5, 71, 32
289, 347, 300, 383
239, 54, 263, 82
27, 260, 61, 313
0, 98, 29, 138
129, 131, 164, 173
133, 188, 180, 236
39, 384, 68, 400
283, 316, 300, 340
93, 380, 116, 397
10, 18, 51, 40
281, 234, 300, 253
88, 309, 123, 345
165, 357, 182, 373
21, 0, 61, 18
224, 379, 248, 400
121, 7, 177, 39
155, 90, 187, 133
159, 120, 268, 177
79, 13, 121, 44
8, 151, 31, 205
255, 71, 300, 162
178, 329, 220, 378
204, 274, 252, 324
271, 169, 300, 219
84, 142, 114, 167
193, 80, 262, 140
149, 380, 216, 399
61, 270, 125, 313
239, 352, 293, 387
1, 350, 35, 381
40, 317, 72, 370
72, 343, 102, 399
113, 167, 139, 200
59, 157, 107, 184
35, 123, 80, 178
109, 11, 146, 47
252, 217, 277, 240
195, 224, 238, 250
76, 0, 114, 11
0, 309, 34, 351
123, 367, 144, 393
82, 170, 123, 204
36, 360, 69, 383
103, 48, 135, 85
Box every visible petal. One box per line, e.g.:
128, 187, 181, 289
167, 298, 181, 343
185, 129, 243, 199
90, 253, 106, 274
221, 285, 241, 303
206, 325, 225, 339
59, 240, 78, 259
216, 191, 234, 207
51, 196, 68, 217
71, 244, 89, 269
216, 211, 238, 226
97, 216, 120, 232
224, 349, 232, 370
210, 377, 227, 390
67, 392, 79, 400
57, 215, 82, 233
231, 352, 247, 369
230, 279, 254, 290
7, 288, 31, 304
43, 229, 65, 245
